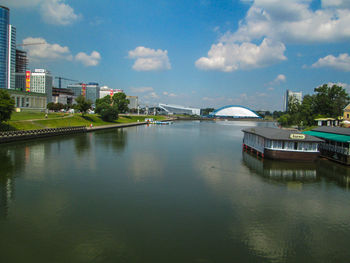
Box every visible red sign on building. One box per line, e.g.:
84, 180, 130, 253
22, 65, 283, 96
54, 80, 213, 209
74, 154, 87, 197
110, 89, 114, 96
25, 70, 31, 92
82, 84, 86, 97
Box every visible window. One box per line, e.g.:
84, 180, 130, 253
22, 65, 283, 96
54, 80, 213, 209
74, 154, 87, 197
294, 142, 298, 150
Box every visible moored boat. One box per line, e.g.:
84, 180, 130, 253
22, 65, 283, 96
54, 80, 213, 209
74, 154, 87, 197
242, 127, 323, 161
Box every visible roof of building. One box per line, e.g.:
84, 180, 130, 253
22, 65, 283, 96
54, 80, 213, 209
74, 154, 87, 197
243, 127, 323, 142
303, 131, 350, 143
212, 105, 261, 118
312, 126, 350, 136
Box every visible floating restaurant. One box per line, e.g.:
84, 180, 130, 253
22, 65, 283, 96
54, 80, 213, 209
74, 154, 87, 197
303, 126, 350, 165
242, 127, 323, 161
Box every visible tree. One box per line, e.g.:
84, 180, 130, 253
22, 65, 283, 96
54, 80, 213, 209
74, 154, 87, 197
111, 93, 129, 113
95, 96, 119, 121
75, 95, 92, 116
313, 84, 350, 117
0, 89, 15, 123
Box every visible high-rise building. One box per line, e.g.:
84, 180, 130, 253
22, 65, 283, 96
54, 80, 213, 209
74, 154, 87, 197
0, 6, 9, 89
30, 69, 53, 103
68, 82, 100, 104
284, 90, 302, 112
0, 6, 16, 90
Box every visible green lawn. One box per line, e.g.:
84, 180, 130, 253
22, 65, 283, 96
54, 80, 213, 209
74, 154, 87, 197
2, 112, 167, 131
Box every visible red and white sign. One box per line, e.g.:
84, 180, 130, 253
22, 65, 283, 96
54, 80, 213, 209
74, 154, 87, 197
110, 89, 114, 96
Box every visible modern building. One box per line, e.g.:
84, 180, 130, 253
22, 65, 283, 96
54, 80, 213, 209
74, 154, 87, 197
159, 103, 200, 115
30, 69, 53, 103
210, 105, 261, 118
126, 95, 138, 110
284, 90, 302, 112
0, 6, 9, 89
15, 49, 27, 73
8, 89, 47, 110
68, 82, 100, 104
52, 87, 75, 105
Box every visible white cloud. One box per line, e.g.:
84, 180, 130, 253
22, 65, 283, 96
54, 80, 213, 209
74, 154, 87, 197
266, 74, 286, 86
1, 0, 42, 7
163, 91, 177, 97
311, 53, 350, 71
130, 87, 154, 93
40, 0, 81, 25
322, 0, 350, 9
3, 0, 81, 26
224, 0, 350, 44
128, 46, 171, 71
75, 51, 101, 66
23, 37, 73, 61
195, 38, 286, 72
23, 37, 101, 67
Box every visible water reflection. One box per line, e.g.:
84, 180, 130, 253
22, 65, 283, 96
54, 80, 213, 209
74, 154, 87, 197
74, 134, 92, 156
94, 129, 127, 153
242, 151, 319, 185
0, 150, 15, 219
317, 159, 350, 189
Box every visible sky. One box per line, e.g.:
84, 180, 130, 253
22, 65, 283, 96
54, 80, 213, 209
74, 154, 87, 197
3, 0, 350, 110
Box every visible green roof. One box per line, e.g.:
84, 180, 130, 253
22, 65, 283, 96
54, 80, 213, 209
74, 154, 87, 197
303, 131, 350, 143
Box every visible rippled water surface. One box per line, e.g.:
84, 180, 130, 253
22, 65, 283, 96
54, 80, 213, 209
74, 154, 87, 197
0, 121, 350, 263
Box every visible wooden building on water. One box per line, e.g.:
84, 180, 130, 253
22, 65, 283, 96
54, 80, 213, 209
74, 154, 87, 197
303, 126, 350, 165
242, 127, 323, 161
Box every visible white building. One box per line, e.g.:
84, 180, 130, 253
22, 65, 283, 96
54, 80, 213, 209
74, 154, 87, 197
284, 90, 302, 112
30, 69, 53, 103
159, 103, 200, 115
126, 96, 138, 110
99, 86, 123, 98
7, 25, 16, 90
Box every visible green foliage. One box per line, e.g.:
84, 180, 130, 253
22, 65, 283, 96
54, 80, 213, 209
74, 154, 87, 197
112, 93, 129, 113
47, 102, 65, 111
0, 89, 15, 123
95, 101, 119, 121
279, 84, 350, 127
201, 108, 215, 115
278, 114, 292, 127
75, 95, 92, 116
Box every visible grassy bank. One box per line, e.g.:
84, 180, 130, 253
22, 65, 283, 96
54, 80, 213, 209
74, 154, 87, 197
1, 112, 166, 131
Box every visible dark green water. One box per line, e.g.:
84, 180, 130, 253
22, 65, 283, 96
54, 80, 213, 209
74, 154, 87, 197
0, 121, 350, 263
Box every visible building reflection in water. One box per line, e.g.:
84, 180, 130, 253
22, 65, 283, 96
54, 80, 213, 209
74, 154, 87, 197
242, 151, 319, 185
0, 150, 15, 219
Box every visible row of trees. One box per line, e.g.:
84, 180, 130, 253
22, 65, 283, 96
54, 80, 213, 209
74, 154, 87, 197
279, 84, 350, 127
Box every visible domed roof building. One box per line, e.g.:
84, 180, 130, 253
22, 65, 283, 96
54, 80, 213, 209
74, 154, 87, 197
210, 105, 261, 118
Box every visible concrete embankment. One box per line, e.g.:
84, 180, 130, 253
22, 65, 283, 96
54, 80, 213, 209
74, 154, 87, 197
0, 121, 164, 144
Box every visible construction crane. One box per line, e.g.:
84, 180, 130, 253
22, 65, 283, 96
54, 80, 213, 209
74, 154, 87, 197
16, 42, 46, 47
55, 76, 79, 89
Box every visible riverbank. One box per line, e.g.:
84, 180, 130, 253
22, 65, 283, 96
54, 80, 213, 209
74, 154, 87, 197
0, 112, 167, 131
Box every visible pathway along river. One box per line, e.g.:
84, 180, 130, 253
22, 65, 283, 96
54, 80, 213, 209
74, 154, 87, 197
0, 121, 350, 263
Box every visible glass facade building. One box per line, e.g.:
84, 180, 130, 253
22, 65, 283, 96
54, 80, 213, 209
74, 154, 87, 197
0, 6, 9, 89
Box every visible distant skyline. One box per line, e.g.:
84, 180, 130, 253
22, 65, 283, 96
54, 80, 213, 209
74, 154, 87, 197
3, 0, 350, 110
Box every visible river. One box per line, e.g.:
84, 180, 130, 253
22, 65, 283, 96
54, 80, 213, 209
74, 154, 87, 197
0, 120, 349, 263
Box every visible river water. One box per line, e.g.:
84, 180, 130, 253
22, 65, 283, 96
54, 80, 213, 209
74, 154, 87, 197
0, 121, 350, 263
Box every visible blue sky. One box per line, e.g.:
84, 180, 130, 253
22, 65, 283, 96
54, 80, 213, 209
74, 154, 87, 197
4, 0, 350, 110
